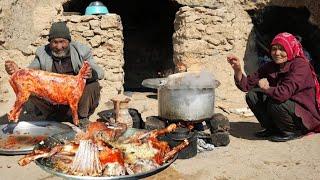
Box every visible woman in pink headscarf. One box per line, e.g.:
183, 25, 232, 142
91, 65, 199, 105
227, 32, 320, 142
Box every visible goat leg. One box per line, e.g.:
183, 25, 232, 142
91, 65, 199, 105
8, 92, 30, 122
18, 145, 63, 166
150, 124, 177, 138
163, 139, 189, 163
69, 102, 80, 126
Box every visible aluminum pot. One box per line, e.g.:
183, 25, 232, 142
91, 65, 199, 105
157, 72, 220, 121
158, 86, 215, 121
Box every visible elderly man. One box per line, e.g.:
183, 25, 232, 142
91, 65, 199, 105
5, 22, 104, 127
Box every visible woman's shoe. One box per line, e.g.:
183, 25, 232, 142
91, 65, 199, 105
254, 129, 275, 138
270, 132, 302, 142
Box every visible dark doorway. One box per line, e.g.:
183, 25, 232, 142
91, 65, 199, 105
247, 6, 320, 74
63, 0, 181, 91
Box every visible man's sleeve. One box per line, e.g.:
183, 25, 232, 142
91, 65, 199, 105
27, 55, 41, 70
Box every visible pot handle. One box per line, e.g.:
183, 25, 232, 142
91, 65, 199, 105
141, 78, 167, 89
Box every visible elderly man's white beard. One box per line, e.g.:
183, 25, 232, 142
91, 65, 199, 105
51, 46, 70, 58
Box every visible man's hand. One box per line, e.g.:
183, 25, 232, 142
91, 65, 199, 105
83, 62, 92, 79
258, 78, 270, 90
5, 60, 19, 75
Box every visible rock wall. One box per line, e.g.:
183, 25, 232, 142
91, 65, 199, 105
241, 0, 320, 27
173, 5, 253, 101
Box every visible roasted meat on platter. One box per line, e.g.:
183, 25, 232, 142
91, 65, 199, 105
18, 122, 189, 177
7, 61, 90, 125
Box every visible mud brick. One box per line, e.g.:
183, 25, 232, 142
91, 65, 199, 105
145, 116, 166, 130
206, 113, 230, 134
208, 132, 230, 147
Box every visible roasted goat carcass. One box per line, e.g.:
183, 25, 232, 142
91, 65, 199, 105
76, 121, 128, 142
18, 122, 189, 177
18, 142, 79, 166
7, 61, 90, 125
19, 121, 128, 176
111, 124, 189, 174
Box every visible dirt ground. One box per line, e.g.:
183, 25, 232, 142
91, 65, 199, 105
0, 84, 319, 180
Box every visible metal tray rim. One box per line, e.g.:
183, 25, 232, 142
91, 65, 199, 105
0, 121, 73, 155
35, 155, 176, 180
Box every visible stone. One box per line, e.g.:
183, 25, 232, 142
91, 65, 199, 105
89, 20, 100, 30
69, 15, 82, 23
71, 33, 89, 46
82, 30, 94, 37
75, 24, 90, 32
40, 29, 49, 36
184, 14, 201, 23
145, 116, 166, 130
101, 15, 122, 30
206, 36, 222, 46
179, 6, 192, 12
89, 35, 102, 48
128, 108, 144, 129
196, 24, 206, 32
93, 28, 104, 35
106, 73, 124, 82
21, 45, 36, 56
206, 113, 230, 133
208, 132, 230, 146
82, 15, 98, 22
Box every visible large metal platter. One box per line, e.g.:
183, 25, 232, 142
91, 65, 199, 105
0, 121, 72, 155
35, 130, 177, 180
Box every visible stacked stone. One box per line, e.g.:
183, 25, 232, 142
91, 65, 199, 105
173, 6, 238, 71
26, 14, 125, 99
173, 5, 253, 102
206, 113, 230, 146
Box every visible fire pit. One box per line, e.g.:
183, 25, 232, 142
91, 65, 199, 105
143, 72, 229, 149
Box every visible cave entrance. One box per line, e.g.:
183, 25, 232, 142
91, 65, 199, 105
247, 6, 320, 74
63, 0, 181, 91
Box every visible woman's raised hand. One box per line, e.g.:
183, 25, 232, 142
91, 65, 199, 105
227, 55, 243, 81
227, 55, 241, 72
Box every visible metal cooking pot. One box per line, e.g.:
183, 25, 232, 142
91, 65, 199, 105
142, 72, 220, 121
158, 85, 217, 121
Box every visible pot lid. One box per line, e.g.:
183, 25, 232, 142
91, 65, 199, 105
165, 72, 220, 89
89, 1, 105, 6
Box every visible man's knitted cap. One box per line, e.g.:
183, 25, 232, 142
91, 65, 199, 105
48, 22, 71, 41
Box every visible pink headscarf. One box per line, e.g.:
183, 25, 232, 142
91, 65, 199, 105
271, 32, 320, 110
